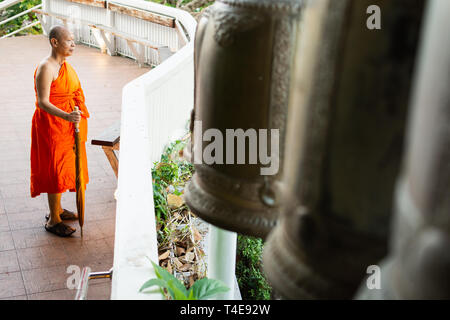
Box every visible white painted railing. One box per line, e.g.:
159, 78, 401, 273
0, 0, 23, 11
39, 0, 188, 66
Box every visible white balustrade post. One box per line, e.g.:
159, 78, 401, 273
106, 2, 116, 55
41, 0, 51, 35
207, 225, 237, 300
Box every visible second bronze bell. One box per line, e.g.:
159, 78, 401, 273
184, 0, 303, 239
262, 0, 426, 299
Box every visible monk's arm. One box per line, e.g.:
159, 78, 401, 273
35, 63, 81, 123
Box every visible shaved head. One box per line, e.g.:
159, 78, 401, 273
48, 25, 70, 45
47, 25, 75, 57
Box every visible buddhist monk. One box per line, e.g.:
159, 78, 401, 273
31, 25, 90, 237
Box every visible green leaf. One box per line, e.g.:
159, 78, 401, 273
139, 278, 167, 292
187, 288, 196, 300
191, 278, 230, 300
167, 279, 189, 300
143, 261, 175, 298
150, 261, 189, 298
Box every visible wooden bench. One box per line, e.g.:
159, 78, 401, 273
91, 120, 120, 178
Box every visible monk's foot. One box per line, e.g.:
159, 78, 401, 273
45, 222, 76, 237
45, 209, 78, 221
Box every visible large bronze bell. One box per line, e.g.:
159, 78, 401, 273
263, 0, 426, 299
185, 0, 303, 238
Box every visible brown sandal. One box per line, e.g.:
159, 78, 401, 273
45, 209, 78, 221
45, 222, 76, 237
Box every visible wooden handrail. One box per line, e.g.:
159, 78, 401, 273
108, 2, 175, 28
90, 24, 163, 50
65, 0, 106, 9
48, 0, 176, 28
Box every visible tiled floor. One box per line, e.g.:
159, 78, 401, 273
0, 35, 149, 300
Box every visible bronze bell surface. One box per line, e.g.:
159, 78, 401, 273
262, 0, 426, 299
184, 0, 303, 239
356, 0, 450, 299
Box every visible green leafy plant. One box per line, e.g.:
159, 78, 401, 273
146, 0, 215, 16
0, 0, 43, 37
236, 235, 272, 300
153, 183, 168, 223
152, 139, 195, 253
152, 139, 193, 226
140, 261, 229, 300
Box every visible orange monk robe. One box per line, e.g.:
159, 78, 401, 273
30, 61, 90, 198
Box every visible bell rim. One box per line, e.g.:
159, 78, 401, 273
184, 175, 278, 239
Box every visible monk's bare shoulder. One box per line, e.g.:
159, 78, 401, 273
35, 59, 57, 103
36, 59, 58, 83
